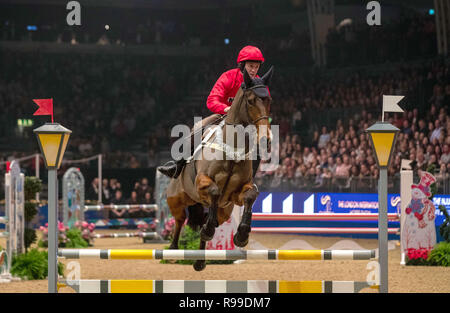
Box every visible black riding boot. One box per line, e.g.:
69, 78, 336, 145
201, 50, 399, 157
157, 159, 187, 179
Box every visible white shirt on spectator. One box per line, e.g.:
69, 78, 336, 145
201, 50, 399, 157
441, 153, 450, 164
430, 127, 442, 143
318, 133, 331, 149
303, 153, 314, 165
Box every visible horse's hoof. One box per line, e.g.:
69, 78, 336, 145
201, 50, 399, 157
233, 233, 249, 248
238, 224, 251, 235
193, 260, 206, 272
200, 226, 215, 241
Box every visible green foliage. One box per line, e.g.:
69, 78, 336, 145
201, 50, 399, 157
38, 227, 89, 248
24, 202, 38, 224
10, 249, 64, 280
24, 176, 42, 201
64, 228, 89, 248
24, 176, 42, 251
439, 205, 450, 242
24, 228, 37, 250
161, 225, 233, 265
428, 242, 450, 267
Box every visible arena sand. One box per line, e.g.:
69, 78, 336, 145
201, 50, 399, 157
0, 230, 449, 293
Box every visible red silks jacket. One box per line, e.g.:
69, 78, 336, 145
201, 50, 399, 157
206, 68, 270, 115
207, 68, 243, 115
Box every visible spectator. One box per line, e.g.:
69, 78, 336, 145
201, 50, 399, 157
87, 178, 100, 201
128, 191, 139, 205
129, 155, 141, 169
127, 191, 141, 218
303, 147, 314, 165
401, 120, 412, 136
335, 156, 350, 178
109, 190, 127, 219
142, 192, 156, 217
430, 120, 442, 143
318, 126, 331, 149
110, 189, 125, 205
102, 178, 110, 202
109, 178, 119, 195
418, 119, 428, 137
441, 144, 450, 164
313, 167, 324, 189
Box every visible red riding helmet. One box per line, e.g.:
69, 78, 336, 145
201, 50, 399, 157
237, 45, 265, 64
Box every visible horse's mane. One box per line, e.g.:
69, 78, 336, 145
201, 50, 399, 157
225, 87, 247, 125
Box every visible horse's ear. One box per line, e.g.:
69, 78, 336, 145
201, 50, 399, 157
242, 68, 252, 89
262, 66, 274, 86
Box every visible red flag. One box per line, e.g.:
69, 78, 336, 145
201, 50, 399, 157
33, 98, 54, 123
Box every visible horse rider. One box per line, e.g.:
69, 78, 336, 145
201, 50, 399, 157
157, 45, 268, 179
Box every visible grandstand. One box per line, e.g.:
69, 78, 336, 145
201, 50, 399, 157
0, 0, 448, 197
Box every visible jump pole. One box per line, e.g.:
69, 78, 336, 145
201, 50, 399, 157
59, 279, 378, 293
58, 249, 376, 260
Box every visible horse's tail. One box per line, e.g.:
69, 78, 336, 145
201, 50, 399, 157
187, 203, 206, 231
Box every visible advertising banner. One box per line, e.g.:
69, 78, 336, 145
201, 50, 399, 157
315, 193, 401, 214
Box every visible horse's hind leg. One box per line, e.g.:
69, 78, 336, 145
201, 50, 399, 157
196, 174, 220, 241
234, 183, 259, 247
167, 194, 191, 250
169, 216, 185, 249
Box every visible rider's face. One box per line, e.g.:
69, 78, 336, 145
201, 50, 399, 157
245, 61, 260, 79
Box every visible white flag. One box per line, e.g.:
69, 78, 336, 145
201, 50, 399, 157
383, 95, 404, 113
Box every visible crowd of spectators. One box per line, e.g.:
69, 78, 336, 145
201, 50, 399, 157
327, 12, 436, 68
0, 2, 307, 58
255, 58, 450, 192
0, 10, 448, 196
0, 49, 205, 168
86, 177, 157, 218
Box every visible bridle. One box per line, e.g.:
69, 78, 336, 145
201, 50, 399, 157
226, 84, 270, 126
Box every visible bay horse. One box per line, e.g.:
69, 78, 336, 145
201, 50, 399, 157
166, 67, 273, 271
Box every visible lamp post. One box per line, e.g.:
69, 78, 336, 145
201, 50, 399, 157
34, 122, 71, 293
366, 122, 399, 293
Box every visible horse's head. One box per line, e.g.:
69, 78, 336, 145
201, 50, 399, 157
241, 66, 273, 150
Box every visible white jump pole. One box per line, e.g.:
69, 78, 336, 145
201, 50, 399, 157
400, 160, 413, 266
98, 154, 102, 204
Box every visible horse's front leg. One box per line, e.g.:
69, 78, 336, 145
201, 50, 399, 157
234, 183, 259, 247
200, 184, 220, 241
193, 239, 207, 271
196, 174, 220, 242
